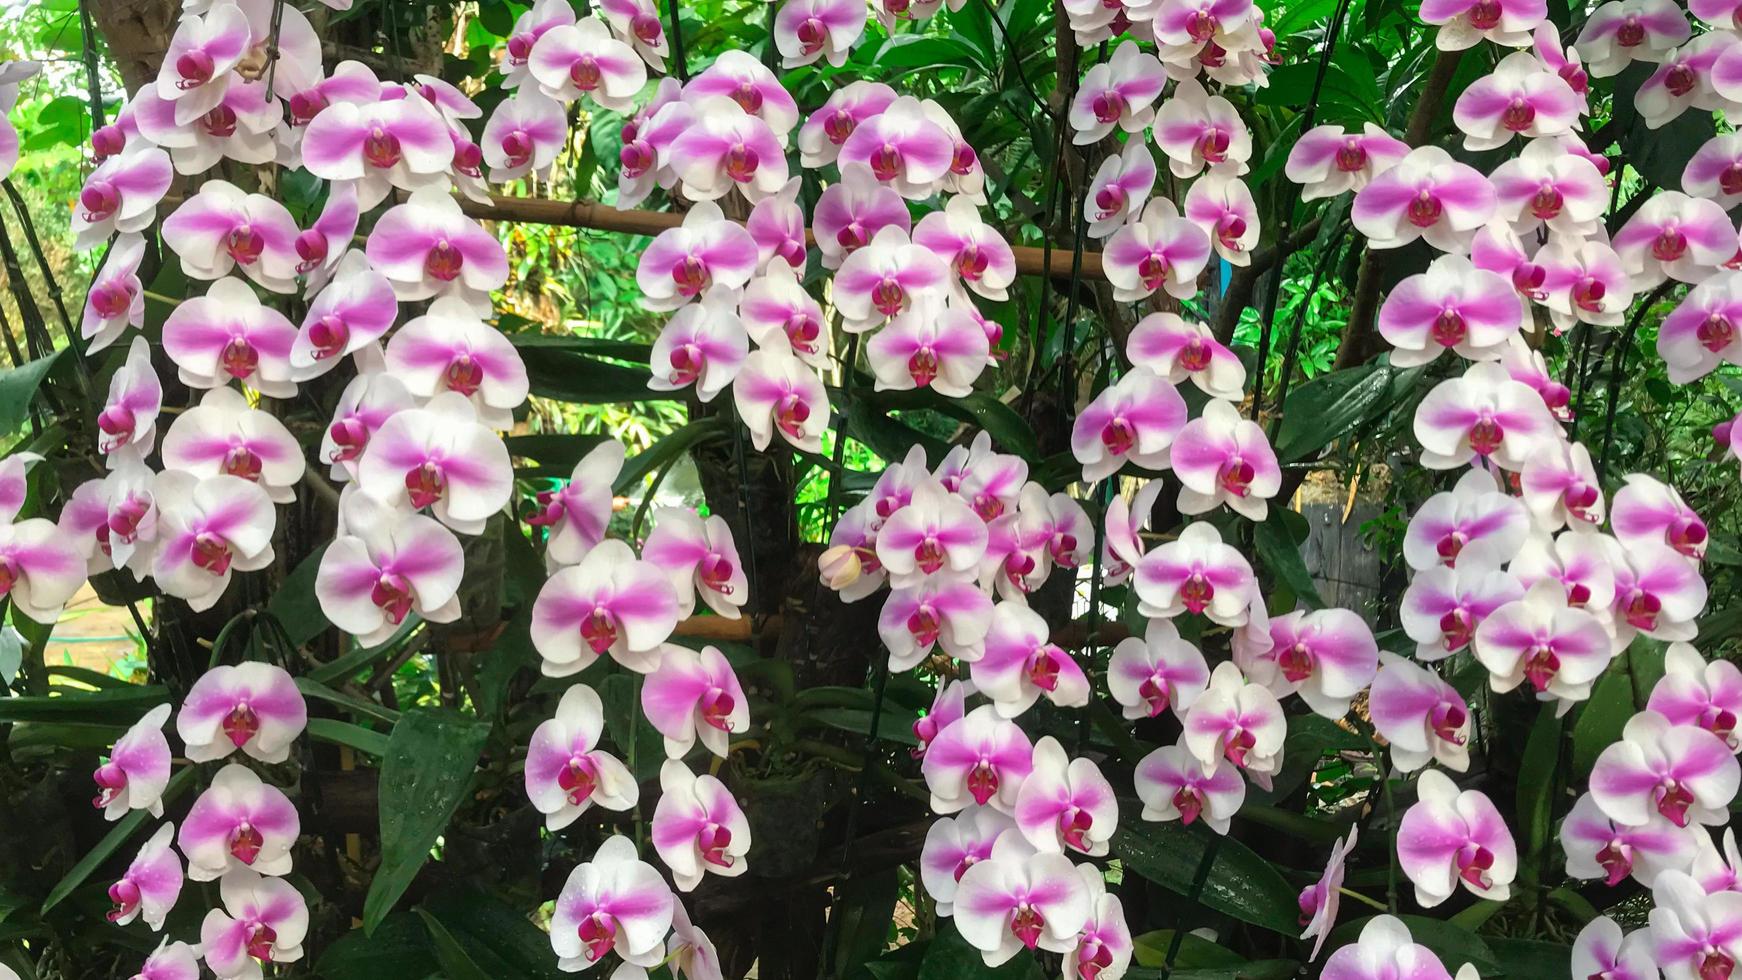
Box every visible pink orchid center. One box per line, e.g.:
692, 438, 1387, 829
1091, 89, 1126, 124
1700, 951, 1736, 980
98, 404, 136, 443
362, 125, 403, 169
454, 139, 484, 178
967, 759, 999, 805
501, 129, 535, 168
1027, 645, 1063, 692
1197, 128, 1230, 164
328, 418, 369, 462
425, 240, 465, 282
1565, 482, 1600, 521
1101, 416, 1136, 457
1523, 642, 1561, 692
405, 461, 448, 510
1670, 516, 1708, 557
1051, 807, 1090, 853
223, 224, 265, 266
1297, 884, 1323, 927
1512, 262, 1547, 298
796, 17, 829, 53
620, 139, 654, 178
1666, 63, 1698, 97
715, 140, 756, 183
913, 715, 940, 757
699, 822, 735, 867
1217, 214, 1248, 252
1431, 308, 1468, 347
372, 572, 415, 624
1616, 16, 1645, 46
1407, 189, 1443, 228
1174, 785, 1204, 824
1530, 184, 1564, 220
1467, 0, 1502, 27
957, 244, 989, 281
1223, 728, 1256, 768
1137, 251, 1171, 290
871, 276, 907, 316
81, 180, 120, 221
1431, 701, 1469, 744
973, 494, 1004, 521
1181, 572, 1214, 614
632, 13, 664, 44
1468, 417, 1505, 456
1178, 336, 1214, 373
836, 221, 869, 251
202, 104, 238, 138
568, 56, 602, 92
176, 49, 215, 88
308, 315, 350, 360
507, 33, 535, 64
1656, 778, 1695, 826
229, 820, 264, 864
1698, 313, 1737, 353
581, 606, 620, 654
578, 912, 617, 962
1219, 457, 1255, 497
908, 348, 940, 387
444, 353, 485, 396
223, 702, 260, 748
92, 761, 128, 808
671, 255, 712, 298
1185, 9, 1217, 41
1278, 642, 1316, 683
1541, 379, 1572, 418
558, 755, 598, 806
245, 922, 278, 963
1722, 163, 1742, 196
952, 142, 977, 175
1010, 904, 1046, 950
289, 90, 327, 126
1624, 590, 1662, 631
700, 687, 736, 731
1198, 40, 1228, 67
1138, 675, 1172, 716
107, 877, 142, 921
869, 143, 903, 181
92, 123, 126, 158
221, 445, 263, 482
90, 280, 135, 319
1050, 532, 1080, 568
700, 554, 736, 595
192, 531, 234, 576
913, 536, 946, 575
1094, 184, 1127, 220
775, 393, 811, 440
1002, 551, 1036, 592
1439, 608, 1476, 652
1500, 97, 1536, 132
220, 335, 260, 379
1334, 138, 1368, 173
294, 230, 330, 274
1565, 581, 1592, 606
730, 81, 764, 115
824, 109, 856, 145
1573, 276, 1606, 312
907, 604, 941, 648
1596, 839, 1633, 886
1456, 843, 1495, 889
1561, 64, 1589, 94
1653, 226, 1690, 262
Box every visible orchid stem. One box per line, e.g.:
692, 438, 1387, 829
1338, 887, 1389, 912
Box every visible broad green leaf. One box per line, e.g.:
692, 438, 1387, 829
917, 926, 1044, 979
802, 706, 920, 746
296, 677, 400, 725
1488, 938, 1572, 978
1130, 962, 1299, 980
43, 767, 195, 913
417, 909, 494, 980
1517, 703, 1564, 856
1273, 362, 1419, 462
1132, 930, 1246, 968
599, 672, 666, 780
307, 718, 390, 757
0, 684, 167, 724
857, 388, 1039, 462
267, 545, 331, 647
830, 868, 900, 979
362, 708, 491, 933
507, 433, 611, 476
1573, 651, 1641, 774
315, 911, 440, 980
1111, 805, 1300, 934
523, 347, 668, 403
419, 885, 567, 980
615, 416, 729, 494
0, 350, 62, 435
1254, 516, 1325, 610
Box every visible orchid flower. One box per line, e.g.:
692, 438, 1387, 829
637, 201, 759, 312
644, 508, 748, 619
357, 392, 513, 535
284, 60, 384, 128
1520, 440, 1606, 530
1321, 915, 1462, 980
665, 901, 725, 980
62, 459, 159, 579
875, 477, 988, 589
1650, 642, 1742, 752
1562, 792, 1698, 887
669, 96, 790, 204
532, 538, 680, 676
1069, 41, 1166, 142
0, 489, 83, 618
914, 197, 1017, 301
1659, 271, 1742, 383
1414, 361, 1560, 470
839, 95, 954, 200
1576, 0, 1690, 77
1184, 173, 1261, 265
93, 704, 172, 821
97, 336, 161, 459
1614, 190, 1735, 288
733, 331, 829, 454
1135, 738, 1246, 834
199, 870, 309, 979
867, 305, 991, 397
1607, 537, 1708, 643
1637, 33, 1738, 128
642, 644, 750, 760
1488, 136, 1607, 238
1236, 608, 1379, 718
1403, 469, 1530, 572
1613, 473, 1709, 559
1379, 255, 1523, 367
1086, 140, 1157, 237
133, 79, 276, 176
1452, 50, 1581, 150
878, 575, 993, 670
163, 180, 304, 294
177, 662, 307, 765
1153, 78, 1251, 177
1182, 661, 1286, 783
819, 503, 886, 602
953, 830, 1091, 966
526, 683, 638, 830
366, 188, 510, 312
1400, 564, 1524, 662
1102, 199, 1213, 302
835, 226, 951, 332
322, 359, 415, 481
72, 143, 173, 250
1285, 123, 1411, 201
1648, 869, 1742, 980
747, 179, 807, 272
162, 277, 298, 397
180, 763, 300, 881
551, 835, 675, 971
388, 299, 530, 427
1300, 827, 1359, 962
132, 940, 201, 980
529, 440, 625, 568
154, 2, 249, 120
1126, 312, 1246, 400
1474, 581, 1615, 705
1538, 237, 1634, 330
163, 387, 305, 504
1371, 654, 1474, 772
651, 760, 753, 891
1170, 399, 1282, 521
617, 81, 690, 207
1108, 618, 1211, 721
741, 264, 830, 368
972, 601, 1092, 717
316, 492, 465, 644
151, 472, 277, 613
773, 0, 865, 67
955, 433, 1031, 520
1571, 917, 1658, 980
814, 162, 911, 269
300, 96, 452, 210
1352, 146, 1496, 253
1398, 769, 1518, 907
1685, 133, 1742, 210
922, 808, 1017, 916
922, 704, 1034, 814
1070, 368, 1189, 481
1012, 737, 1117, 856
529, 15, 647, 111
1134, 521, 1258, 625
1592, 711, 1740, 829
798, 82, 898, 167
501, 0, 578, 88
291, 251, 398, 374
83, 234, 148, 352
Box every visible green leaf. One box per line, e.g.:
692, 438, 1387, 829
362, 708, 491, 933
615, 416, 728, 494
1132, 930, 1245, 969
42, 767, 195, 913
1488, 938, 1572, 978
419, 884, 567, 980
1253, 516, 1325, 610
1517, 703, 1564, 857
802, 706, 920, 746
1128, 962, 1299, 980
1573, 650, 1640, 774
523, 347, 668, 403
315, 911, 440, 980
856, 387, 1039, 462
917, 926, 1044, 979
307, 717, 391, 757
0, 684, 168, 724
1111, 806, 1300, 934
0, 350, 63, 434
295, 677, 401, 725
830, 868, 900, 978
507, 433, 611, 476
1273, 361, 1419, 463
267, 545, 330, 647
599, 673, 666, 780
416, 909, 494, 980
